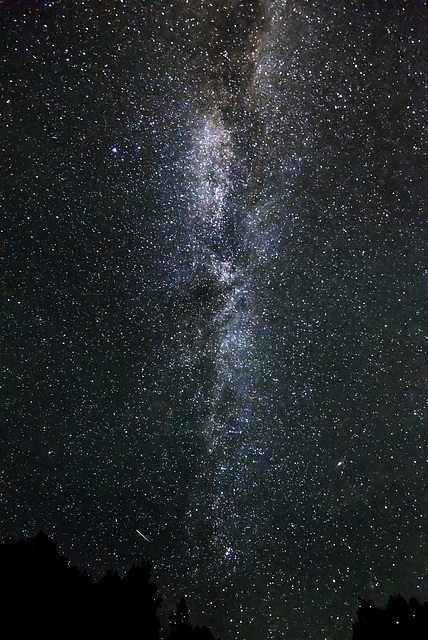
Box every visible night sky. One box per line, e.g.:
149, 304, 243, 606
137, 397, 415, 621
1, 1, 428, 638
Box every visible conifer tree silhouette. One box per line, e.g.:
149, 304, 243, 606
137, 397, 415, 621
166, 598, 218, 640
353, 594, 428, 639
0, 531, 96, 638
0, 532, 216, 640
168, 597, 192, 639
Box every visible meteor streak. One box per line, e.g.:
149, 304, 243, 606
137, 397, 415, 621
136, 529, 150, 542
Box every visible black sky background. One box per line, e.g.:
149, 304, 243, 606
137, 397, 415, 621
1, 1, 428, 639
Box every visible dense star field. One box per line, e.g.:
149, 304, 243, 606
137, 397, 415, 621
1, 1, 428, 638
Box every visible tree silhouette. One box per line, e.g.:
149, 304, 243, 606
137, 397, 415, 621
353, 594, 428, 639
0, 531, 96, 638
166, 597, 218, 640
11, 531, 428, 639
0, 532, 217, 640
168, 597, 192, 639
95, 561, 162, 637
125, 561, 162, 638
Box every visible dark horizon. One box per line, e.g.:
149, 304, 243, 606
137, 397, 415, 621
2, 530, 428, 639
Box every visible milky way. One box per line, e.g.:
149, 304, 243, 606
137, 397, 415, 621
1, 1, 428, 639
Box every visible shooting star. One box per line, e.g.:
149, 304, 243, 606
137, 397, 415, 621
136, 529, 150, 543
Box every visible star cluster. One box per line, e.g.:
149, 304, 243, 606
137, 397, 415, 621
1, 2, 427, 639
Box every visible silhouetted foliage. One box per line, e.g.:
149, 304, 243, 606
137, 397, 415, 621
0, 532, 217, 640
7, 532, 428, 640
353, 594, 428, 639
168, 597, 192, 639
100, 560, 161, 638
166, 598, 217, 640
0, 531, 96, 638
